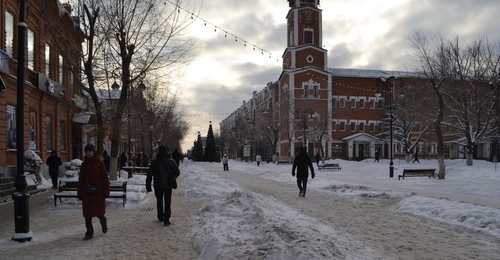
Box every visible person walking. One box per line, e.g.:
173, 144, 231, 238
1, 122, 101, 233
375, 149, 380, 162
292, 147, 315, 197
413, 151, 420, 163
103, 150, 111, 172
315, 152, 320, 166
46, 150, 62, 189
146, 144, 180, 226
172, 148, 183, 166
221, 154, 229, 171
256, 154, 262, 166
77, 144, 110, 241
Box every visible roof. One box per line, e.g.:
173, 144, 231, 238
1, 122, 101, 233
329, 68, 421, 79
341, 132, 380, 142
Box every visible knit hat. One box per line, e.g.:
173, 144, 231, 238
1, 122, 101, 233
84, 144, 96, 153
159, 144, 170, 154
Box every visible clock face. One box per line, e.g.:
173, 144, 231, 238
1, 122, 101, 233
301, 10, 315, 24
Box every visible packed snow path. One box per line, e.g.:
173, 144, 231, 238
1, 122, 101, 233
197, 162, 500, 260
1, 159, 499, 259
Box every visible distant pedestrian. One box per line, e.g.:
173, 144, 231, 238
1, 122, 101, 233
256, 154, 262, 166
375, 149, 380, 162
292, 147, 315, 197
146, 144, 180, 226
315, 152, 320, 166
172, 148, 183, 166
222, 154, 229, 171
103, 150, 111, 172
413, 151, 420, 163
77, 144, 110, 241
46, 150, 62, 189
118, 153, 127, 169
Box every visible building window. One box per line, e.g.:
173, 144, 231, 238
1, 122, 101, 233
29, 112, 37, 150
339, 98, 346, 108
7, 105, 16, 149
339, 121, 346, 131
332, 97, 337, 107
332, 121, 336, 131
45, 44, 51, 77
303, 84, 309, 98
370, 99, 375, 109
313, 85, 319, 98
378, 99, 384, 110
369, 122, 375, 132
27, 30, 35, 70
46, 116, 53, 151
350, 98, 356, 108
59, 55, 63, 84
5, 11, 14, 57
350, 122, 356, 132
359, 122, 365, 132
359, 98, 365, 109
304, 29, 313, 44
60, 120, 66, 152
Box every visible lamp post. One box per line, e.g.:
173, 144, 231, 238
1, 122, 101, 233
12, 0, 32, 242
375, 76, 404, 178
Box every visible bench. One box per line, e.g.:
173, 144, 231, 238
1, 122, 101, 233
398, 169, 436, 180
318, 163, 341, 171
54, 180, 127, 207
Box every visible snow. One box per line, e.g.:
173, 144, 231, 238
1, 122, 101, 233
1, 158, 499, 259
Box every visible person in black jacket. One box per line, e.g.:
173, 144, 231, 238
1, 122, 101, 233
292, 147, 315, 197
46, 150, 62, 189
103, 150, 111, 172
146, 144, 180, 226
171, 148, 183, 166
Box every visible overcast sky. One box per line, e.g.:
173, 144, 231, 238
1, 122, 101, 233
170, 0, 500, 152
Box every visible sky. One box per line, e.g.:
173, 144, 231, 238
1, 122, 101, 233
174, 0, 500, 152
1, 157, 499, 259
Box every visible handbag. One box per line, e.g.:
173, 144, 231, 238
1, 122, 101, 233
168, 176, 177, 189
86, 183, 101, 194
86, 174, 101, 194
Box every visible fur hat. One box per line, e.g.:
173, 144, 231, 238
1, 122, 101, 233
84, 144, 96, 153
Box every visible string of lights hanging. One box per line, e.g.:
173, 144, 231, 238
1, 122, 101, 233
164, 0, 281, 62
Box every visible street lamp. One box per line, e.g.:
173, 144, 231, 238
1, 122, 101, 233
375, 76, 404, 178
12, 0, 32, 242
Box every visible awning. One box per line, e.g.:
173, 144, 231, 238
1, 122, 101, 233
72, 112, 97, 124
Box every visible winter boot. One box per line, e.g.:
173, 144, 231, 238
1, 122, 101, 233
100, 216, 108, 233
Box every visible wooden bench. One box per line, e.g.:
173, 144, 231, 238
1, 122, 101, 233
54, 180, 127, 207
398, 169, 436, 180
318, 163, 341, 171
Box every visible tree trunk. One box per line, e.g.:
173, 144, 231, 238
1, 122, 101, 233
466, 153, 473, 166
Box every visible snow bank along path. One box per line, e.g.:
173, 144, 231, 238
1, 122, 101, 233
196, 162, 500, 260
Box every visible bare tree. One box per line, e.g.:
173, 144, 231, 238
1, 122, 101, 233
77, 0, 197, 180
410, 32, 448, 179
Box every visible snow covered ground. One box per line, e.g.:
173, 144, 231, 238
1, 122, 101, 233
0, 158, 499, 259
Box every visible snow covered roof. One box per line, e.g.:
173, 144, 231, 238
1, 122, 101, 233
329, 68, 421, 79
341, 132, 380, 141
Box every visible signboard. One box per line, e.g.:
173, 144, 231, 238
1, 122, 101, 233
243, 144, 251, 157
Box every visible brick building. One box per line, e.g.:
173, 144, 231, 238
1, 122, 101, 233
0, 0, 84, 175
220, 0, 448, 161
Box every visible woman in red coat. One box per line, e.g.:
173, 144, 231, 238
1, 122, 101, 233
78, 144, 110, 240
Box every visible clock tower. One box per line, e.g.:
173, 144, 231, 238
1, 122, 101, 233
279, 0, 332, 157
284, 0, 326, 70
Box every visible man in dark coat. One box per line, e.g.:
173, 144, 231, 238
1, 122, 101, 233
171, 148, 183, 166
46, 150, 62, 189
146, 144, 180, 226
315, 152, 320, 166
103, 150, 111, 172
77, 144, 110, 240
292, 147, 315, 197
